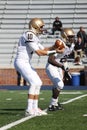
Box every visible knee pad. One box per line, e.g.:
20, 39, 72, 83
32, 77, 42, 87
28, 85, 35, 95
36, 80, 42, 87
57, 80, 64, 90
28, 80, 42, 95
34, 87, 41, 95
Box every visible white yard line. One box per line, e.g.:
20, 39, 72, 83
0, 115, 36, 130
61, 91, 82, 94
61, 94, 87, 104
6, 98, 12, 101
0, 94, 87, 130
83, 114, 87, 117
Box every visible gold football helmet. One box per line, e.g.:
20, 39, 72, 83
29, 18, 45, 34
61, 28, 75, 41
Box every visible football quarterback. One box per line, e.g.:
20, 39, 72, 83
14, 18, 64, 116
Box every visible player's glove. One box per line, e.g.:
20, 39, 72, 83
61, 66, 72, 80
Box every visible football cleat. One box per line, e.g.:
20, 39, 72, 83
25, 108, 47, 116
57, 102, 64, 110
35, 108, 47, 116
25, 109, 35, 116
48, 105, 58, 111
48, 103, 64, 111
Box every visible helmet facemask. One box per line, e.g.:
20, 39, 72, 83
68, 35, 75, 44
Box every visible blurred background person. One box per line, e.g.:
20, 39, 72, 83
77, 26, 87, 48
74, 36, 85, 58
17, 71, 27, 86
52, 17, 63, 35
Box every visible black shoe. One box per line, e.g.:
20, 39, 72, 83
57, 102, 64, 110
48, 103, 64, 111
48, 105, 59, 111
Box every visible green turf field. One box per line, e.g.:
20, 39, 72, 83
0, 89, 87, 130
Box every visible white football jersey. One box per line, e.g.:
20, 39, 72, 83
15, 31, 44, 61
54, 46, 70, 63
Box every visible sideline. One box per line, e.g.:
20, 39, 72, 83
0, 94, 87, 130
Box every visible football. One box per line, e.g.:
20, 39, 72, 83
55, 39, 65, 50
